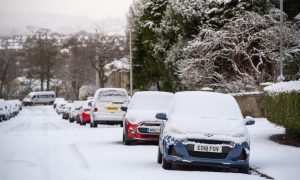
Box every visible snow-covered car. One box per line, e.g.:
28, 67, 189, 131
156, 91, 255, 172
0, 102, 7, 121
6, 100, 21, 116
62, 103, 72, 120
53, 97, 65, 109
56, 101, 67, 114
5, 101, 15, 118
76, 101, 92, 126
0, 100, 10, 121
122, 91, 174, 145
90, 88, 130, 128
69, 101, 85, 123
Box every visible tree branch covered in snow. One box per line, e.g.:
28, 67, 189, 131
175, 10, 300, 92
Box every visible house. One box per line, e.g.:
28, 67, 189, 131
104, 58, 130, 90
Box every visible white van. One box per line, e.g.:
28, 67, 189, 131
90, 88, 130, 127
23, 91, 56, 106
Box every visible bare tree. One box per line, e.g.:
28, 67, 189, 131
24, 28, 60, 91
64, 35, 95, 99
0, 49, 18, 98
86, 29, 125, 88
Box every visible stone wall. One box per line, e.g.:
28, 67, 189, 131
105, 71, 129, 90
232, 92, 265, 118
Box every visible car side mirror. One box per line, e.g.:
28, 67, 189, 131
121, 106, 128, 112
156, 113, 167, 120
245, 116, 255, 125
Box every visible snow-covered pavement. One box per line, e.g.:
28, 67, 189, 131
0, 106, 299, 180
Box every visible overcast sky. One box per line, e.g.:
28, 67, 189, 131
0, 0, 133, 20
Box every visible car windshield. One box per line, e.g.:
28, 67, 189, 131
97, 90, 128, 102
129, 93, 173, 111
171, 92, 243, 120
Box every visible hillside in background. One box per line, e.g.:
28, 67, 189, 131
0, 11, 125, 36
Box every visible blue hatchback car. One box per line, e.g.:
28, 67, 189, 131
156, 92, 255, 172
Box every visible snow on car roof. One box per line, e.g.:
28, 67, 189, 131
171, 91, 243, 120
129, 91, 174, 110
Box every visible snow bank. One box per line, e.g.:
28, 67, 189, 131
264, 81, 300, 94
231, 92, 262, 97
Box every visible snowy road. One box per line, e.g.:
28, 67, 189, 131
0, 106, 299, 180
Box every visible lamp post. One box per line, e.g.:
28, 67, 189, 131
129, 27, 133, 96
279, 0, 284, 82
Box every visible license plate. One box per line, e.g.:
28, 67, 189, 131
147, 127, 160, 133
194, 144, 222, 153
106, 107, 118, 111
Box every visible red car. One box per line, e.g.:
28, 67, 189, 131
76, 105, 91, 126
121, 91, 174, 145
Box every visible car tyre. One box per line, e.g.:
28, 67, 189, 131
238, 167, 249, 174
162, 155, 172, 170
123, 131, 132, 145
90, 122, 97, 128
157, 147, 162, 164
124, 138, 131, 145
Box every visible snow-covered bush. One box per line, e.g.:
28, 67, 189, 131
79, 86, 96, 100
264, 81, 300, 139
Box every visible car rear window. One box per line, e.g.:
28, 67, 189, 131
97, 90, 128, 102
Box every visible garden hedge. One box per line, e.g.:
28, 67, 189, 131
264, 91, 300, 139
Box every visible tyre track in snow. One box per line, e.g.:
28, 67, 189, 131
1, 122, 28, 135
69, 143, 90, 169
0, 106, 60, 180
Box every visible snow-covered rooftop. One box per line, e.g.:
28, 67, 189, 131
104, 58, 129, 76
264, 81, 300, 94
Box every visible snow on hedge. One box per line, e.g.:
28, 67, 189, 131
264, 81, 300, 94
